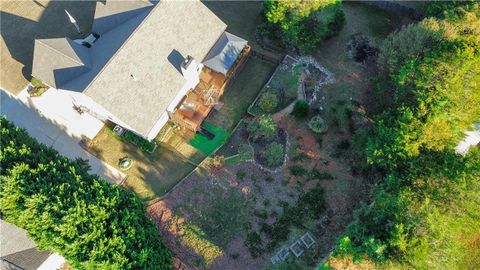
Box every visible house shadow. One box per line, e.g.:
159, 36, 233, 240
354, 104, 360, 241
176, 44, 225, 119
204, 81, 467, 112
167, 49, 185, 74
0, 1, 96, 84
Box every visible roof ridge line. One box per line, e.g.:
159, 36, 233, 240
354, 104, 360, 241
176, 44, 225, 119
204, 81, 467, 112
36, 39, 88, 68
83, 2, 157, 95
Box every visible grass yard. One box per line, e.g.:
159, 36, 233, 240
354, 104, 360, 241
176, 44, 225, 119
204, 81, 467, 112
249, 56, 301, 116
188, 122, 229, 156
85, 127, 195, 201
207, 57, 277, 130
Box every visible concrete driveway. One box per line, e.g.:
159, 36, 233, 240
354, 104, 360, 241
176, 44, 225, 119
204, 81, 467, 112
0, 88, 126, 184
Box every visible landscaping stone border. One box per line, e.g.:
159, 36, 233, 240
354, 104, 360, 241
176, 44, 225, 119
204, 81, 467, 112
247, 55, 300, 116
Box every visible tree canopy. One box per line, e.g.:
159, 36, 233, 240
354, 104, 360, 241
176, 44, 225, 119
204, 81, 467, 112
0, 117, 172, 269
329, 3, 480, 269
262, 0, 345, 52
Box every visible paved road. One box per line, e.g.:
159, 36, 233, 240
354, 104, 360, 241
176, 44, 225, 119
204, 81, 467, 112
0, 89, 126, 184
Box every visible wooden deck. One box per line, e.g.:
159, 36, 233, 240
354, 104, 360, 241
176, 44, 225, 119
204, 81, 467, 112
171, 45, 251, 132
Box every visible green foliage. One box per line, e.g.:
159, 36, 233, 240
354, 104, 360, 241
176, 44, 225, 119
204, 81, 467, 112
378, 19, 443, 77
236, 170, 246, 180
123, 130, 156, 152
262, 0, 345, 52
30, 77, 44, 87
245, 231, 263, 258
258, 91, 279, 113
291, 100, 310, 118
0, 117, 172, 269
332, 5, 480, 269
308, 115, 328, 133
262, 142, 285, 167
264, 184, 325, 251
289, 165, 307, 176
247, 115, 278, 141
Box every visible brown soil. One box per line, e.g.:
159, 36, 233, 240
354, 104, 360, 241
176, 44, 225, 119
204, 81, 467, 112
148, 114, 368, 269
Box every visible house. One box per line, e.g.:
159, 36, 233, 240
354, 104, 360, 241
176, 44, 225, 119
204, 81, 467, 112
31, 0, 250, 141
0, 220, 66, 270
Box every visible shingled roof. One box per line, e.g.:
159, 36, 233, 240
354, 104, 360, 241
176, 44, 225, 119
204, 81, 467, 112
203, 32, 248, 75
31, 0, 227, 138
0, 220, 50, 270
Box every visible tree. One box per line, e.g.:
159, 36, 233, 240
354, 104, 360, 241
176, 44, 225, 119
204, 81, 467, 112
330, 4, 480, 268
262, 0, 345, 52
0, 117, 172, 270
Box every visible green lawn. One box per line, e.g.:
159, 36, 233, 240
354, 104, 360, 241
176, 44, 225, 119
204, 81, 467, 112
188, 122, 229, 156
207, 57, 277, 130
86, 127, 195, 201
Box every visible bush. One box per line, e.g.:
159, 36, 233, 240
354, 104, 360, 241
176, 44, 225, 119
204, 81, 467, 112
308, 115, 327, 133
207, 155, 224, 170
266, 184, 325, 250
236, 170, 246, 180
291, 100, 309, 118
0, 117, 172, 269
289, 165, 307, 176
245, 231, 263, 258
262, 142, 285, 167
123, 130, 156, 152
258, 92, 279, 113
247, 115, 277, 142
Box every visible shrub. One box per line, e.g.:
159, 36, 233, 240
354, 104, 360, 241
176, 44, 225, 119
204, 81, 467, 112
258, 92, 279, 113
292, 100, 309, 118
207, 155, 224, 170
245, 231, 263, 257
266, 184, 325, 250
308, 115, 327, 133
254, 209, 269, 219
262, 142, 285, 167
289, 165, 307, 176
236, 170, 246, 180
310, 169, 334, 180
123, 130, 156, 152
265, 175, 275, 182
247, 115, 277, 142
0, 117, 172, 269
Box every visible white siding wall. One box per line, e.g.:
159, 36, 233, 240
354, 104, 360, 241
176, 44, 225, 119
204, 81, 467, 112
58, 63, 203, 140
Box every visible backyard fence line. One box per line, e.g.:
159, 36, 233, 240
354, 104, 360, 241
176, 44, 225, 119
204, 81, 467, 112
247, 54, 298, 116
252, 49, 284, 64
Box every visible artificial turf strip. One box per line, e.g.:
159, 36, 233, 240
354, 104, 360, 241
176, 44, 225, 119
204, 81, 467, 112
188, 122, 229, 155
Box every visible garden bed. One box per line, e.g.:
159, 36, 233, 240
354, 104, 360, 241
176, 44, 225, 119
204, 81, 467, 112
248, 55, 301, 116
251, 128, 287, 170
296, 56, 335, 111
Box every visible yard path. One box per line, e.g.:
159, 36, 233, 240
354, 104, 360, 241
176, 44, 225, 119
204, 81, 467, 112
0, 89, 126, 184
272, 72, 307, 121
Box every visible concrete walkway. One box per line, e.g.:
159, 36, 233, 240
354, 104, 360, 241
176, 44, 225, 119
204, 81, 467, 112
0, 89, 126, 184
